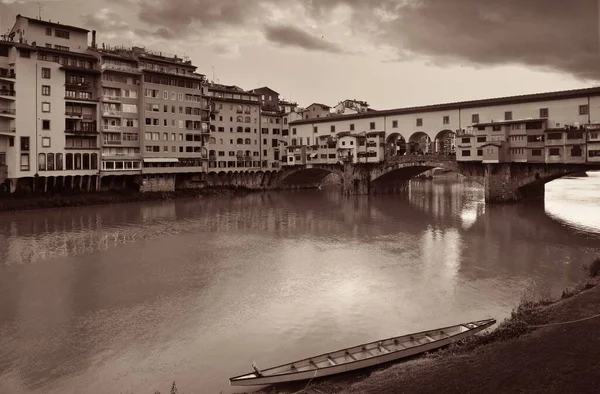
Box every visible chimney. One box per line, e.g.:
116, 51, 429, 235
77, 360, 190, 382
92, 30, 96, 48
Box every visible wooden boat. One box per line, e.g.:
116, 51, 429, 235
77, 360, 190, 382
229, 318, 496, 387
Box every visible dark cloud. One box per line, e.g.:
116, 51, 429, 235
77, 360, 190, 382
368, 0, 600, 80
81, 8, 131, 33
264, 24, 343, 53
137, 0, 264, 30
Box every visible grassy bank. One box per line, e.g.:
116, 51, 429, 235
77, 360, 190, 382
0, 187, 257, 213
250, 258, 600, 394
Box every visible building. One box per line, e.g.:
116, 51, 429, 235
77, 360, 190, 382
302, 103, 331, 120
287, 86, 600, 167
1, 15, 101, 193
206, 83, 261, 171
331, 99, 372, 115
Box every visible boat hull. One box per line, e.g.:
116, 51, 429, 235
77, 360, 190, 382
230, 321, 494, 386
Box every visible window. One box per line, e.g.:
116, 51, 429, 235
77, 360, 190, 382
350, 124, 354, 131
54, 45, 69, 51
55, 29, 70, 39
539, 108, 549, 118
472, 114, 479, 123
20, 50, 30, 58
477, 149, 483, 156
443, 116, 450, 124
504, 111, 512, 120
45, 27, 52, 36
571, 146, 583, 157
461, 137, 470, 143
549, 148, 560, 156
21, 153, 30, 171
476, 136, 486, 143
41, 68, 51, 79
21, 137, 30, 151
462, 150, 471, 157
42, 85, 51, 96
370, 122, 375, 130
41, 137, 51, 147
41, 102, 51, 113
38, 153, 46, 171
331, 125, 335, 132
579, 105, 589, 115
416, 118, 423, 127
313, 126, 318, 133
392, 120, 398, 128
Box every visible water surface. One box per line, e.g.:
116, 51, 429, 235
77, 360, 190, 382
1, 173, 599, 394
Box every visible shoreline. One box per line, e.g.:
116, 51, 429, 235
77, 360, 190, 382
0, 187, 263, 213
250, 263, 600, 394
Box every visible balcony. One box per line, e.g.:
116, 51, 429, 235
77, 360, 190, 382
66, 80, 92, 89
65, 111, 83, 118
103, 140, 122, 146
66, 123, 98, 134
0, 127, 16, 136
0, 68, 16, 80
103, 110, 122, 117
101, 63, 141, 74
103, 125, 121, 132
0, 88, 15, 99
60, 64, 101, 75
0, 108, 16, 117
102, 95, 121, 102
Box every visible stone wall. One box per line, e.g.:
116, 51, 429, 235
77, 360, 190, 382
139, 175, 175, 193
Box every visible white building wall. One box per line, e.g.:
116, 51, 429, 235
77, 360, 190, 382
13, 17, 89, 53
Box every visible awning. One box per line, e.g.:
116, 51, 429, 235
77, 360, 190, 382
311, 153, 318, 158
143, 158, 179, 163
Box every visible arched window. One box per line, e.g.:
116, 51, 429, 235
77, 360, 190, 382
244, 138, 251, 144
244, 116, 251, 123
56, 153, 63, 170
38, 153, 46, 171
244, 106, 250, 114
236, 138, 243, 144
47, 153, 55, 171
284, 118, 288, 125
210, 124, 216, 131
236, 126, 243, 133
236, 150, 243, 157
201, 123, 208, 133
82, 153, 90, 170
236, 116, 243, 122
236, 105, 243, 113
245, 150, 251, 157
209, 150, 216, 157
244, 127, 251, 133
74, 153, 82, 170
65, 153, 73, 170
91, 154, 98, 170
209, 137, 216, 144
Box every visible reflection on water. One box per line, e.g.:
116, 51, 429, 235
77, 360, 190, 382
0, 174, 599, 394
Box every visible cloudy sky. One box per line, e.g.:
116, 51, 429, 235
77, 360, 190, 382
1, 0, 600, 110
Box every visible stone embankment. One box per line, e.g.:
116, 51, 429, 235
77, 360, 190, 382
254, 261, 600, 394
0, 187, 258, 213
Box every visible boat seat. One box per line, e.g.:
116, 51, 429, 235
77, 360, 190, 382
378, 344, 390, 353
425, 335, 435, 342
327, 356, 337, 366
345, 351, 357, 361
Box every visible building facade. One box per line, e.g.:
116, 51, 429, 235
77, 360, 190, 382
1, 15, 101, 193
207, 84, 261, 171
288, 87, 600, 167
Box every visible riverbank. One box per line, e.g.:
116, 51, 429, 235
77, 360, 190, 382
252, 261, 600, 394
0, 187, 259, 213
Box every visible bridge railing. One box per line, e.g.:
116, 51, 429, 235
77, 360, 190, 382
386, 154, 457, 163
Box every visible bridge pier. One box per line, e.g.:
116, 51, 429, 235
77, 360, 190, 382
483, 163, 588, 203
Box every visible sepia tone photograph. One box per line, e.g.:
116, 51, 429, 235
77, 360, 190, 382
0, 0, 600, 393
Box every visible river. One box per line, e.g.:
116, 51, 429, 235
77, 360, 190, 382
1, 173, 599, 394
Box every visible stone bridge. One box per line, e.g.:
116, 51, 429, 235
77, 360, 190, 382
274, 155, 600, 203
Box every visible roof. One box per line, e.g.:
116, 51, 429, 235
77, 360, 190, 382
306, 103, 331, 109
289, 86, 600, 126
474, 118, 547, 127
252, 86, 280, 95
480, 142, 503, 148
17, 14, 90, 33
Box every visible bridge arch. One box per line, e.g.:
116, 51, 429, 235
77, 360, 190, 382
277, 164, 344, 188
385, 132, 408, 157
408, 132, 432, 155
370, 157, 484, 186
433, 129, 456, 155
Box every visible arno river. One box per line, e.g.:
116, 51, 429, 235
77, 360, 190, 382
1, 173, 599, 394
